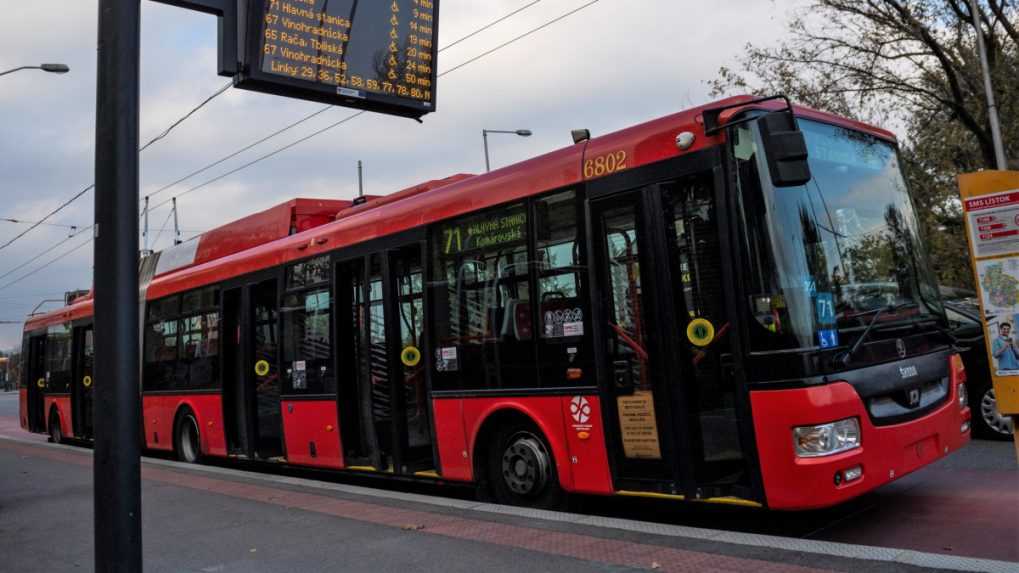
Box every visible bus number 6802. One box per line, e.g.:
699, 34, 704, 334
583, 151, 627, 179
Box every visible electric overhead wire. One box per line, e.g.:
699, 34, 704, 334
0, 234, 94, 293
139, 80, 232, 152
1, 218, 79, 231
0, 225, 94, 285
149, 0, 602, 212
144, 0, 552, 210
0, 80, 234, 255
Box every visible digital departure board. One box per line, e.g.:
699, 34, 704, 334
237, 0, 439, 118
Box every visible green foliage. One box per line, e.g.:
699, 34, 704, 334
711, 0, 1019, 290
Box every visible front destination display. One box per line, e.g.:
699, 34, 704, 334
237, 0, 439, 118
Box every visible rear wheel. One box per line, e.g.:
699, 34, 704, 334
48, 411, 62, 444
974, 384, 1014, 440
486, 423, 564, 509
176, 413, 202, 463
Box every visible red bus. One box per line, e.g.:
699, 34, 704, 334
20, 95, 971, 510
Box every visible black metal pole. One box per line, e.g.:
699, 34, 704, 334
94, 1, 142, 572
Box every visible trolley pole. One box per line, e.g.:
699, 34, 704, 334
93, 0, 143, 571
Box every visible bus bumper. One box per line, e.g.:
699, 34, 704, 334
750, 380, 971, 510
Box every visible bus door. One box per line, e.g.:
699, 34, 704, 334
337, 242, 434, 474
590, 190, 683, 487
221, 287, 249, 455
223, 278, 284, 459
26, 335, 46, 433
591, 172, 751, 499
70, 325, 95, 439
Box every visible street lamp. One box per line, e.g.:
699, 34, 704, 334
0, 63, 71, 78
483, 128, 532, 172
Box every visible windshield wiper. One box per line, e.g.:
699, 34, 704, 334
834, 302, 916, 368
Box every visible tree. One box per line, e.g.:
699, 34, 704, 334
711, 0, 1019, 289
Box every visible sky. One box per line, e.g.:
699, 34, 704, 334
0, 0, 801, 350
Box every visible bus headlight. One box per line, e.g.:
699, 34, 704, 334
793, 418, 861, 457
958, 382, 967, 409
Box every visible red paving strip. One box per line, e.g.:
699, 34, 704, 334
0, 439, 829, 573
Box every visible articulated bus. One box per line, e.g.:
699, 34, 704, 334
21, 95, 971, 510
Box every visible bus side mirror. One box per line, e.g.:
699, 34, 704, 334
759, 111, 811, 187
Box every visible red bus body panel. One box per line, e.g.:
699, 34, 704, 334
142, 394, 227, 457
43, 395, 72, 438
751, 380, 970, 510
19, 388, 27, 429
280, 399, 343, 469
437, 395, 613, 495
432, 398, 470, 481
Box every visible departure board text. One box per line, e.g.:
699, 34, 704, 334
240, 0, 439, 117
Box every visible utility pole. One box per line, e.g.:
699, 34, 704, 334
142, 196, 149, 253
969, 0, 1008, 169
93, 0, 142, 571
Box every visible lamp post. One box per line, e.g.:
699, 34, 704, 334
483, 128, 532, 172
968, 0, 1007, 170
0, 63, 70, 78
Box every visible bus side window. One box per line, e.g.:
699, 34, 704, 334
45, 323, 72, 393
430, 203, 532, 391
536, 190, 592, 387
179, 287, 220, 390
281, 256, 334, 395
144, 295, 180, 392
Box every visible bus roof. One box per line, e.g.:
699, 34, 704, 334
23, 95, 896, 332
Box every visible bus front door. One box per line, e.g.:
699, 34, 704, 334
592, 192, 682, 488
26, 335, 46, 433
70, 325, 94, 439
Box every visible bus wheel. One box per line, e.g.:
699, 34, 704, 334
176, 412, 202, 464
487, 423, 564, 509
48, 411, 62, 444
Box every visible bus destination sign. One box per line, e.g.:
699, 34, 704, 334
238, 0, 439, 118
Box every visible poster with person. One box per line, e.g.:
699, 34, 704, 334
976, 257, 1019, 375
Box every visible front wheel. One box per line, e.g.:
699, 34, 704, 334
974, 385, 1015, 441
176, 413, 202, 463
486, 424, 564, 509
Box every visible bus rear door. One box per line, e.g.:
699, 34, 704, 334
25, 335, 46, 433
71, 325, 94, 439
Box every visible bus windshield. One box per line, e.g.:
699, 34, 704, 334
734, 118, 944, 352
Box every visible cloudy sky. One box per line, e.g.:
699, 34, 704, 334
0, 0, 800, 349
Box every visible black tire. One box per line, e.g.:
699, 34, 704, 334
972, 383, 1015, 441
175, 412, 202, 463
486, 422, 565, 509
48, 411, 62, 444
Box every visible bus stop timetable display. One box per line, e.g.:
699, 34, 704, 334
238, 0, 439, 118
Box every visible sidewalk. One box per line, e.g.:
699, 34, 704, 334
1, 434, 1014, 573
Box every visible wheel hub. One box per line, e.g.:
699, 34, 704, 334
501, 435, 549, 497
981, 388, 1015, 436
